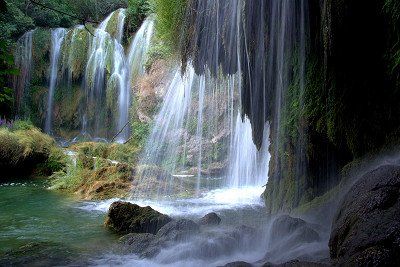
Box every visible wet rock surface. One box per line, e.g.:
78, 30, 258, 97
119, 222, 258, 261
268, 215, 321, 251
261, 215, 327, 264
0, 242, 78, 266
105, 201, 172, 235
262, 260, 328, 267
270, 215, 320, 244
329, 165, 400, 266
221, 261, 253, 267
199, 212, 222, 226
156, 219, 200, 241
119, 219, 200, 258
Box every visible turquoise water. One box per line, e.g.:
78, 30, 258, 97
0, 179, 117, 258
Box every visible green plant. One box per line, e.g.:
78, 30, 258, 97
0, 40, 18, 118
151, 0, 186, 50
126, 0, 150, 35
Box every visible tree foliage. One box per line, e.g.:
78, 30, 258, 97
0, 0, 127, 44
0, 40, 18, 118
125, 0, 150, 37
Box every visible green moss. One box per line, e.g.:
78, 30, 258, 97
106, 78, 119, 112
61, 27, 89, 80
144, 39, 173, 71
31, 28, 51, 85
152, 0, 187, 51
105, 9, 124, 39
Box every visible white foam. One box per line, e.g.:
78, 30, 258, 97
78, 186, 264, 217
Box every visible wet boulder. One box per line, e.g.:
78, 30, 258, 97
263, 215, 323, 263
329, 165, 400, 266
119, 233, 160, 258
105, 201, 172, 235
119, 219, 199, 259
269, 215, 320, 245
193, 225, 258, 259
199, 212, 221, 226
262, 260, 328, 267
156, 219, 200, 242
221, 261, 253, 267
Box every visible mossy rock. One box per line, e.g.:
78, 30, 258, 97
105, 201, 172, 235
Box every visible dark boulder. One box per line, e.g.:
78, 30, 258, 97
157, 219, 200, 241
105, 201, 171, 235
119, 233, 160, 258
263, 215, 323, 263
270, 215, 320, 245
329, 165, 400, 266
262, 260, 328, 267
221, 261, 253, 267
194, 225, 258, 259
199, 212, 221, 226
119, 219, 199, 259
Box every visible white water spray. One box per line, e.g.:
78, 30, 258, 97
45, 28, 66, 134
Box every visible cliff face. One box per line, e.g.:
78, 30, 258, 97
180, 0, 400, 213
264, 0, 400, 213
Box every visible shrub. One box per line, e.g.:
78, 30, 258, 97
126, 0, 150, 36
0, 125, 66, 178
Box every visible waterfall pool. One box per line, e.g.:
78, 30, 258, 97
0, 179, 116, 264
0, 180, 271, 266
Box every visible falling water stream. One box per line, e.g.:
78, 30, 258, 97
45, 28, 67, 134
13, 9, 154, 142
13, 30, 34, 116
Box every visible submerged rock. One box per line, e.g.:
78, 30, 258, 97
0, 242, 77, 266
329, 165, 400, 266
105, 201, 172, 235
199, 212, 221, 226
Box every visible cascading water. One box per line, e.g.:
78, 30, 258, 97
45, 28, 67, 134
13, 30, 34, 116
14, 9, 155, 142
227, 115, 270, 188
116, 1, 311, 265
83, 10, 124, 139
116, 18, 155, 142
133, 0, 271, 200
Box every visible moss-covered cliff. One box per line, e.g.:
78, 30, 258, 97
264, 0, 400, 213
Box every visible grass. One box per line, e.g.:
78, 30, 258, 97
0, 121, 66, 178
50, 151, 132, 200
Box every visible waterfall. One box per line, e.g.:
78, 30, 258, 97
13, 30, 34, 116
116, 18, 155, 142
227, 115, 270, 188
132, 0, 310, 200
132, 0, 273, 199
83, 11, 119, 138
45, 28, 67, 134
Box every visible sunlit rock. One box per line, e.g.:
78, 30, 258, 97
105, 201, 172, 235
